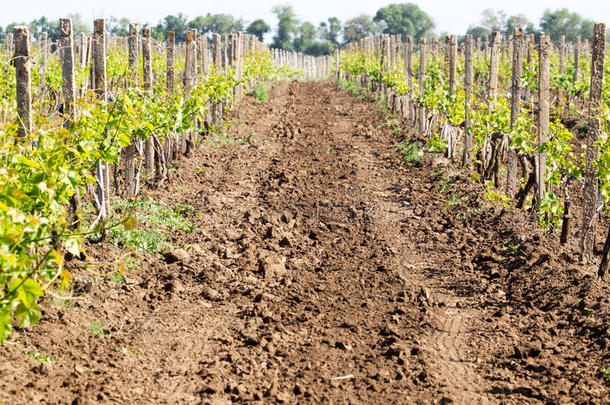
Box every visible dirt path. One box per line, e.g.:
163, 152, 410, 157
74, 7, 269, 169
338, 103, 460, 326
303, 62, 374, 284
1, 81, 608, 404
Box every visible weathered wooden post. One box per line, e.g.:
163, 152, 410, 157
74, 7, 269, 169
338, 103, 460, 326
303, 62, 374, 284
59, 19, 76, 124
488, 32, 500, 106
40, 32, 47, 94
184, 30, 194, 99
80, 32, 87, 68
405, 35, 413, 121
559, 34, 566, 74
573, 40, 580, 85
92, 19, 110, 222
142, 28, 152, 90
127, 23, 138, 85
449, 35, 457, 97
166, 31, 175, 92
506, 28, 524, 196
581, 23, 606, 263
536, 33, 550, 204
418, 38, 426, 134
462, 35, 473, 166
14, 27, 32, 138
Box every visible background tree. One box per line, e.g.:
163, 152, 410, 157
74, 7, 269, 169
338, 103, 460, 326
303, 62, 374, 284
294, 21, 316, 53
540, 9, 594, 43
29, 17, 59, 40
153, 13, 188, 41
106, 16, 130, 37
465, 25, 491, 40
247, 19, 271, 41
318, 17, 341, 45
480, 9, 507, 32
271, 5, 299, 51
342, 14, 380, 44
373, 3, 434, 42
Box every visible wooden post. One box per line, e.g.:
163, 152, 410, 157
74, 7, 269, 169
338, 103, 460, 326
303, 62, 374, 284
184, 30, 194, 98
40, 32, 47, 94
559, 35, 566, 74
488, 32, 500, 106
462, 35, 473, 166
92, 19, 110, 223
13, 27, 32, 138
92, 19, 107, 99
444, 35, 450, 78
537, 34, 550, 203
405, 35, 413, 121
449, 35, 457, 97
506, 28, 524, 196
580, 23, 606, 263
80, 32, 87, 68
573, 40, 580, 85
128, 23, 138, 85
142, 28, 152, 90
418, 38, 426, 134
166, 31, 175, 92
59, 19, 76, 124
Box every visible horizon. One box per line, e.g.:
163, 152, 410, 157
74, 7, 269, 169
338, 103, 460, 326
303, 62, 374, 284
1, 0, 608, 39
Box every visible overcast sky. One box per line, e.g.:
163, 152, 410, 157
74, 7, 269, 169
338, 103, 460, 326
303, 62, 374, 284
1, 0, 608, 36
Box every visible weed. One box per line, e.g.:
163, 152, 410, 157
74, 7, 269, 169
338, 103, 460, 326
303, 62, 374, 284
483, 181, 512, 208
114, 346, 140, 355
204, 131, 236, 146
427, 134, 448, 153
326, 146, 335, 154
601, 366, 610, 382
439, 175, 458, 193
24, 350, 55, 363
445, 193, 467, 210
248, 82, 273, 102
89, 321, 107, 336
109, 275, 125, 284
101, 198, 193, 253
397, 141, 422, 164
456, 207, 484, 221
241, 132, 255, 144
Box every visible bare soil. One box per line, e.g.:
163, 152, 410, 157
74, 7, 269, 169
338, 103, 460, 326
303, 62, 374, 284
1, 81, 609, 404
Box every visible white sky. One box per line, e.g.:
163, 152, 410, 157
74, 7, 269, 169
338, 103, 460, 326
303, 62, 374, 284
1, 0, 608, 37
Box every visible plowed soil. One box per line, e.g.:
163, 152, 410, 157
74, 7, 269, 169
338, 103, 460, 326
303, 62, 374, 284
1, 81, 609, 404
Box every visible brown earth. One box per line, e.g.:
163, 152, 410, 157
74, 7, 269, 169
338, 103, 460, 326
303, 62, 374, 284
1, 81, 609, 404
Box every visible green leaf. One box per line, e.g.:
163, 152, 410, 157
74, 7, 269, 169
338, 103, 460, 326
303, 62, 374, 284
64, 236, 83, 257
14, 302, 41, 328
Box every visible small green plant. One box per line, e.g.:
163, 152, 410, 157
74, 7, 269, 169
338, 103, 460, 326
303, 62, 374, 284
439, 175, 458, 193
24, 350, 55, 363
248, 84, 268, 101
326, 146, 335, 154
241, 132, 255, 143
456, 207, 483, 221
445, 193, 467, 210
483, 181, 512, 208
601, 366, 610, 382
109, 275, 125, 284
89, 320, 107, 336
114, 346, 140, 355
104, 198, 194, 253
397, 141, 422, 164
427, 134, 448, 153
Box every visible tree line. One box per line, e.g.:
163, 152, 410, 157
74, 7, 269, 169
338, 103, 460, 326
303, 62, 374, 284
0, 4, 604, 56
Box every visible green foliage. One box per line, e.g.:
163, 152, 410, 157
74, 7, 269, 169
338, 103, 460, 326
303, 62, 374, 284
106, 198, 193, 253
24, 350, 55, 363
373, 3, 434, 42
247, 19, 271, 42
397, 141, 422, 164
0, 40, 279, 342
249, 85, 269, 101
89, 320, 107, 336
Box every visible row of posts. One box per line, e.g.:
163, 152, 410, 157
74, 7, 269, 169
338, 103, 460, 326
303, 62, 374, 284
340, 25, 607, 270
